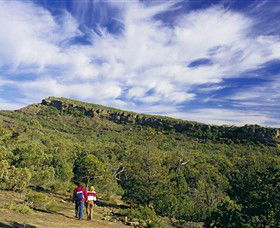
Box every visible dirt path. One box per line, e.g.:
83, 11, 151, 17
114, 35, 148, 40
0, 191, 128, 228
0, 208, 127, 227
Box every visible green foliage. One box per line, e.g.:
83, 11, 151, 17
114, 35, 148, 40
74, 153, 120, 194
121, 146, 170, 205
0, 145, 13, 161
74, 154, 105, 183
12, 144, 55, 188
223, 154, 280, 227
49, 180, 72, 194
3, 201, 33, 214
26, 191, 48, 209
0, 160, 31, 191
205, 199, 247, 227
128, 205, 161, 227
25, 191, 60, 212
0, 98, 279, 226
52, 148, 74, 182
37, 105, 60, 116
187, 163, 229, 220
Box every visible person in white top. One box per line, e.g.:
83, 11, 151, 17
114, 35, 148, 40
85, 186, 97, 220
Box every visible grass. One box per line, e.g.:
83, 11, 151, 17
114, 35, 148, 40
0, 190, 128, 228
44, 97, 202, 125
3, 202, 33, 214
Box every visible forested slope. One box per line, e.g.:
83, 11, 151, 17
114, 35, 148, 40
0, 97, 279, 227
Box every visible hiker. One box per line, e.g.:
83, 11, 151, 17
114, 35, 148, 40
73, 182, 88, 220
85, 186, 97, 220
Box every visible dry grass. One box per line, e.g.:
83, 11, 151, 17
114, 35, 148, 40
0, 190, 127, 228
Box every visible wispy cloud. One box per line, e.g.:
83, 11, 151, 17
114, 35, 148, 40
228, 76, 280, 112
0, 98, 23, 110
169, 108, 279, 127
0, 0, 279, 126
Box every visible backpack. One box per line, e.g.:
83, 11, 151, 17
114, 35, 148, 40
76, 190, 84, 201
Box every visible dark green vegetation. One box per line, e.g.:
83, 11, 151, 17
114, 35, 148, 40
0, 97, 279, 227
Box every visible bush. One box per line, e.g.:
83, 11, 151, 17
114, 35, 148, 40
25, 191, 60, 212
0, 160, 31, 191
50, 180, 72, 194
46, 201, 61, 212
26, 191, 48, 210
4, 202, 33, 214
128, 205, 162, 227
205, 199, 250, 228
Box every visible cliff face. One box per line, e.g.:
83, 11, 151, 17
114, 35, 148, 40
41, 98, 280, 146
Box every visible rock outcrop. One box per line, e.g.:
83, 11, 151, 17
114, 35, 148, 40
41, 97, 280, 146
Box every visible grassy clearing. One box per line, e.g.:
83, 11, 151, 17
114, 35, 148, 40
0, 190, 129, 228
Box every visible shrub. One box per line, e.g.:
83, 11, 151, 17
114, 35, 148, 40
26, 191, 48, 210
25, 191, 60, 213
0, 160, 31, 191
128, 205, 162, 227
4, 202, 33, 214
50, 180, 72, 194
46, 201, 61, 212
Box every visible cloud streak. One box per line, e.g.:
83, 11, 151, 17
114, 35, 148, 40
0, 0, 279, 126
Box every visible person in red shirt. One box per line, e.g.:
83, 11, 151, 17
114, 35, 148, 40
73, 182, 88, 220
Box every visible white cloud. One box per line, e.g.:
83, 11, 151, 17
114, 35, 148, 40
0, 1, 279, 126
127, 86, 147, 98
0, 98, 23, 110
0, 1, 68, 69
199, 85, 225, 92
18, 78, 122, 101
227, 76, 280, 113
0, 102, 23, 110
174, 7, 251, 61
169, 108, 278, 127
0, 78, 14, 87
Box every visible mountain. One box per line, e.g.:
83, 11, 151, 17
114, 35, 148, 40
0, 97, 279, 227
22, 97, 280, 146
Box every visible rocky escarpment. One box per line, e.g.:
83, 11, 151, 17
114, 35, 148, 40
41, 97, 280, 146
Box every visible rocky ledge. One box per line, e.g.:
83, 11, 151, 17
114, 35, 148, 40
41, 98, 280, 146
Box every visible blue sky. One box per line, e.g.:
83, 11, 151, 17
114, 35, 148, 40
0, 0, 280, 127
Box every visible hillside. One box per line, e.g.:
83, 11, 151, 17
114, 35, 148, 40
0, 190, 129, 228
0, 97, 279, 227
40, 97, 280, 146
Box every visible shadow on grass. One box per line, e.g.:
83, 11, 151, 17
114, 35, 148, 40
0, 221, 37, 228
31, 207, 74, 220
96, 201, 130, 210
30, 186, 72, 202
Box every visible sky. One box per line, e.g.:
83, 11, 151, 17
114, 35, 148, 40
0, 0, 280, 127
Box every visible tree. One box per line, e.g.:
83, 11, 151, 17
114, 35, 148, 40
0, 160, 31, 191
120, 146, 170, 206
73, 154, 105, 185
226, 154, 280, 226
12, 143, 54, 188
